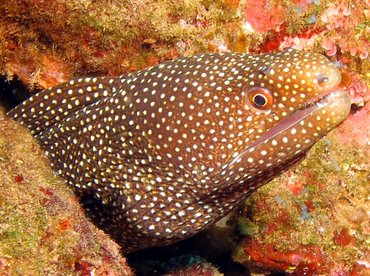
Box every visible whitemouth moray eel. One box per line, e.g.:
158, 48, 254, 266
8, 49, 351, 252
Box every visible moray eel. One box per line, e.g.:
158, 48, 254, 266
8, 49, 351, 252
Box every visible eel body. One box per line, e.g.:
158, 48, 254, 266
8, 49, 351, 252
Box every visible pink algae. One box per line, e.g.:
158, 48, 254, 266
244, 0, 286, 33
336, 101, 370, 147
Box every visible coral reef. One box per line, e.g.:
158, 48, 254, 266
233, 102, 370, 274
0, 0, 241, 89
232, 2, 370, 273
0, 0, 369, 274
1, 0, 368, 91
0, 109, 132, 275
164, 260, 222, 276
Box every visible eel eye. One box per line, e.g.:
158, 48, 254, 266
247, 87, 273, 111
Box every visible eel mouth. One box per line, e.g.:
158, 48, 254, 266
245, 88, 351, 151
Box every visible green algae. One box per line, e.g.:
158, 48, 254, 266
237, 217, 259, 237
0, 0, 247, 87
1, 0, 369, 90
0, 1, 368, 274
235, 125, 370, 272
0, 111, 132, 275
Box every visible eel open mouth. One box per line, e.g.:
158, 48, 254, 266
227, 88, 351, 167
245, 89, 351, 152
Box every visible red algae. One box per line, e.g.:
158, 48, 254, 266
7, 48, 71, 89
0, 0, 242, 89
234, 127, 370, 274
59, 219, 71, 231
234, 77, 369, 273
244, 0, 286, 33
286, 178, 305, 196
336, 101, 370, 147
164, 262, 222, 276
1, 0, 368, 91
13, 174, 24, 183
241, 239, 328, 272
340, 71, 370, 105
333, 228, 356, 247
74, 260, 94, 275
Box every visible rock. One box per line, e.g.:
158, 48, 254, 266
0, 110, 132, 275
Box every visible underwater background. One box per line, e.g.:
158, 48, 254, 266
0, 0, 369, 275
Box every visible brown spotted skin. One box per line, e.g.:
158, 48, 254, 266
8, 49, 351, 252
